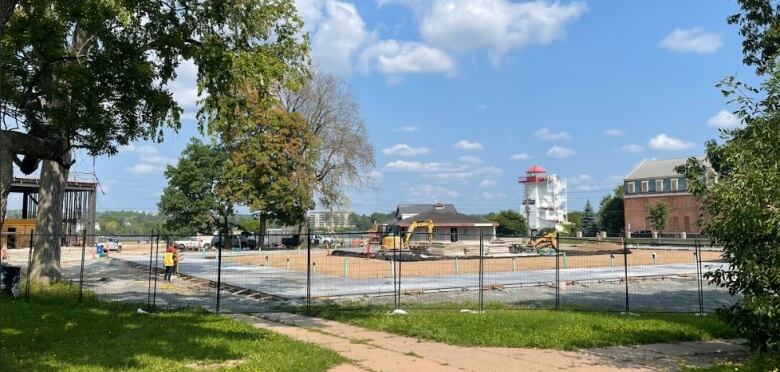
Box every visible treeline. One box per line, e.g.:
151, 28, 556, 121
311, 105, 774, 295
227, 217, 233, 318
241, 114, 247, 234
96, 211, 268, 236
566, 186, 625, 237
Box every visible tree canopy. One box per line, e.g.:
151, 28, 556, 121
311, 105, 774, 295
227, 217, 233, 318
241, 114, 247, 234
581, 201, 599, 237
158, 138, 233, 236
220, 110, 317, 227
277, 71, 375, 209
598, 186, 625, 236
486, 210, 527, 236
0, 0, 310, 282
646, 202, 670, 233
674, 0, 780, 352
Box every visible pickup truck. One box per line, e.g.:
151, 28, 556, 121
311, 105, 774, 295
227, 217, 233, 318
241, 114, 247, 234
309, 235, 335, 245
173, 237, 211, 251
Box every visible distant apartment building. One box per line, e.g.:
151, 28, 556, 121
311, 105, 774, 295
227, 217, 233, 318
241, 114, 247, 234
306, 211, 352, 230
623, 157, 711, 235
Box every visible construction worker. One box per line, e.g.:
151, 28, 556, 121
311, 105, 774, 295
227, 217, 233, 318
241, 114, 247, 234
163, 246, 175, 282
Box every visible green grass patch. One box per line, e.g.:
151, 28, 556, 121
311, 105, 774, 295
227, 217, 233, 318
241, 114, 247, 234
292, 303, 736, 350
0, 283, 344, 371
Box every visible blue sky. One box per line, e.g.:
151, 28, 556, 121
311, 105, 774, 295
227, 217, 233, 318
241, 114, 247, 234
10, 0, 757, 215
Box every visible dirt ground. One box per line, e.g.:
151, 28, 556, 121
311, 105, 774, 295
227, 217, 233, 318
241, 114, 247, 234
231, 249, 723, 279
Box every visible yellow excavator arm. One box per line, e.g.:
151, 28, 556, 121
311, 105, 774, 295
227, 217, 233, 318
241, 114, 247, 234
382, 219, 435, 250
403, 220, 434, 246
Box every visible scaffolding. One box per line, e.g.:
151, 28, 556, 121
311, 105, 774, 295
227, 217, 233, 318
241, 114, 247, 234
3, 176, 97, 247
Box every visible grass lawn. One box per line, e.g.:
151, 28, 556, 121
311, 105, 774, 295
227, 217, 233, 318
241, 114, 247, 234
0, 284, 344, 371
293, 304, 737, 350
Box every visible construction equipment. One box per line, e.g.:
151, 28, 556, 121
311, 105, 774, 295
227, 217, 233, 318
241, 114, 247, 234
368, 222, 382, 245
381, 220, 435, 251
527, 231, 557, 251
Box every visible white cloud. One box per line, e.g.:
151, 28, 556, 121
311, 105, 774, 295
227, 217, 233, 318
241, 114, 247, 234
295, 0, 327, 27
416, 0, 586, 64
480, 179, 497, 188
568, 174, 599, 191
659, 28, 722, 54
533, 128, 570, 141
707, 109, 742, 129
454, 140, 483, 150
358, 39, 455, 76
310, 1, 368, 74
368, 170, 384, 179
478, 191, 506, 199
166, 59, 200, 120
127, 164, 161, 175
458, 155, 483, 165
123, 144, 177, 175
382, 144, 431, 156
392, 125, 419, 133
547, 146, 575, 158
619, 144, 644, 154
426, 165, 502, 182
604, 129, 625, 137
386, 160, 463, 172
403, 184, 459, 198
510, 153, 530, 161
649, 133, 696, 151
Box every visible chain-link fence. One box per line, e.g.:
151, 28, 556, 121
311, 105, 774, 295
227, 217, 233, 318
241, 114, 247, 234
0, 231, 736, 314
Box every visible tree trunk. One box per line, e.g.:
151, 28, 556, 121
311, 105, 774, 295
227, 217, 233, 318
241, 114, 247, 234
258, 215, 267, 249
30, 151, 72, 283
0, 146, 12, 234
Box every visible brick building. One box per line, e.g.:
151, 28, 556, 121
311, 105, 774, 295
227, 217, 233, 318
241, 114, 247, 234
623, 157, 710, 235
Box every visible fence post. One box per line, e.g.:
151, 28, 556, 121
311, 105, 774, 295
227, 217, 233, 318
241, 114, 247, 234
146, 232, 154, 311
152, 231, 160, 311
306, 224, 311, 314
398, 230, 402, 308
78, 230, 87, 303
479, 229, 484, 313
696, 240, 704, 314
393, 229, 399, 309
25, 230, 34, 303
623, 236, 630, 314
216, 230, 224, 314
555, 232, 560, 310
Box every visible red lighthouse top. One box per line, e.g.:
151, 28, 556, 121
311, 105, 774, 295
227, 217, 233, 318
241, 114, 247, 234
518, 165, 548, 183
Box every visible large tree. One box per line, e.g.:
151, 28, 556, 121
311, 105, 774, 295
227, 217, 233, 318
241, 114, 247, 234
0, 0, 308, 282
598, 186, 625, 236
158, 139, 233, 236
276, 71, 375, 209
220, 110, 317, 231
581, 200, 599, 237
486, 210, 527, 236
675, 0, 780, 351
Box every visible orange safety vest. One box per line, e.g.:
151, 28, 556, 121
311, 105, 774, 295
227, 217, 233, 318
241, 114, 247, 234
163, 252, 175, 267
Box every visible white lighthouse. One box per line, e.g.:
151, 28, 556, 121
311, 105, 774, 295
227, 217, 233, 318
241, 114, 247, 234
518, 165, 568, 234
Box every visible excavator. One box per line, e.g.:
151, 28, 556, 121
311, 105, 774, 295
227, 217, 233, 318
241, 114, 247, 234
381, 219, 434, 252
523, 231, 557, 255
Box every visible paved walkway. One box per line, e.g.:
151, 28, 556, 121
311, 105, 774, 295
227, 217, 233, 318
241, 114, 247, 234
233, 312, 745, 372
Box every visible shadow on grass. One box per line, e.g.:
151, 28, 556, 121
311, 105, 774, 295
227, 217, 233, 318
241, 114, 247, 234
1, 283, 342, 371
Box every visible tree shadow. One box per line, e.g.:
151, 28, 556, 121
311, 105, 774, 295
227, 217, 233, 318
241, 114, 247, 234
1, 285, 337, 371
